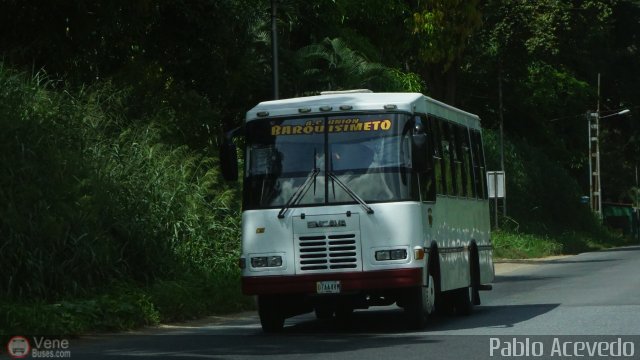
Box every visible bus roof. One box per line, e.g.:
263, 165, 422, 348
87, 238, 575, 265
246, 91, 481, 128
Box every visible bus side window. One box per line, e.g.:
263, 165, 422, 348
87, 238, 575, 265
453, 124, 465, 197
478, 132, 488, 199
461, 127, 475, 198
430, 116, 445, 195
415, 115, 435, 201
471, 130, 487, 199
440, 120, 454, 196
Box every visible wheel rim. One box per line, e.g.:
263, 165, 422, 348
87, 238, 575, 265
422, 274, 435, 315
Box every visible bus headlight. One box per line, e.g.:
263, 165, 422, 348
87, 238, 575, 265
251, 256, 283, 268
375, 249, 407, 261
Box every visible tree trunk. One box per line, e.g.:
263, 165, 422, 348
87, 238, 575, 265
418, 61, 457, 105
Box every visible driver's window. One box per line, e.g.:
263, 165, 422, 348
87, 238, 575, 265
329, 142, 374, 172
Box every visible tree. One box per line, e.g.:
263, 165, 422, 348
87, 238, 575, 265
410, 0, 482, 103
294, 38, 392, 93
457, 0, 622, 191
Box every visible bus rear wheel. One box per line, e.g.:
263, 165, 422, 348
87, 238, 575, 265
258, 295, 285, 333
453, 254, 480, 316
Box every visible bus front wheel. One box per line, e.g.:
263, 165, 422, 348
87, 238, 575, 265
404, 274, 435, 329
258, 295, 285, 333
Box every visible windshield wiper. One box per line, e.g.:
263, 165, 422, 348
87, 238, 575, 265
277, 168, 319, 219
327, 171, 374, 214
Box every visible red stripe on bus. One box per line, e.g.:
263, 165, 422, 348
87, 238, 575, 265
242, 268, 422, 295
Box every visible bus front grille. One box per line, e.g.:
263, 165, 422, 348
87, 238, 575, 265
297, 233, 360, 271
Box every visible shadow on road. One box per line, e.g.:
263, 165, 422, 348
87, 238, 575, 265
73, 303, 559, 359
282, 303, 559, 334
498, 258, 619, 265
493, 275, 562, 283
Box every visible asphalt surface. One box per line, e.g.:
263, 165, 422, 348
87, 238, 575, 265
64, 246, 640, 359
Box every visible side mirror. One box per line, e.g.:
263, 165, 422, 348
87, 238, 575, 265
412, 121, 427, 148
220, 129, 240, 181
412, 134, 429, 173
412, 132, 427, 149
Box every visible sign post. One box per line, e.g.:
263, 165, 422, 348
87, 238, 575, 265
487, 171, 506, 229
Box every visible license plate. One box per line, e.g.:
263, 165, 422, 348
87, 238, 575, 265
316, 281, 341, 294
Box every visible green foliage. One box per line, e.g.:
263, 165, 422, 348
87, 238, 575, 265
0, 282, 160, 335
411, 0, 482, 70
493, 229, 626, 260
492, 231, 563, 259
386, 69, 426, 93
483, 129, 601, 235
149, 270, 252, 323
0, 64, 248, 335
0, 270, 254, 336
0, 0, 267, 137
293, 37, 421, 93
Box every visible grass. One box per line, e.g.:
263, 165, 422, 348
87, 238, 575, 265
492, 229, 629, 260
0, 270, 254, 337
492, 231, 563, 259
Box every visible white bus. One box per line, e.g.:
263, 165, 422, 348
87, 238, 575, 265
220, 90, 494, 332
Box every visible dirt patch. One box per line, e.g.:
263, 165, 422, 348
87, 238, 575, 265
494, 255, 573, 274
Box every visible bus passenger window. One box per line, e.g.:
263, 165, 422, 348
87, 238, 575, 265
453, 124, 465, 197
461, 129, 475, 198
441, 121, 455, 196
416, 115, 435, 201
471, 130, 487, 199
431, 117, 445, 196
477, 132, 488, 199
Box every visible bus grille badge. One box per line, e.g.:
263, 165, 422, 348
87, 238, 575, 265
307, 219, 347, 228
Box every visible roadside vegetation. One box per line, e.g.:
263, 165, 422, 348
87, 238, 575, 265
484, 130, 630, 260
491, 231, 627, 260
0, 66, 251, 336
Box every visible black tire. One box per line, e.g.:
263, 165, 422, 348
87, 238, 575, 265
315, 306, 334, 320
404, 272, 435, 329
404, 286, 428, 329
453, 286, 473, 316
454, 246, 480, 316
258, 295, 285, 333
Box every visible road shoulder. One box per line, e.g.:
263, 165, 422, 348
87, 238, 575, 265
494, 255, 573, 275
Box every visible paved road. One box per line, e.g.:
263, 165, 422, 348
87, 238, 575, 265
72, 246, 640, 359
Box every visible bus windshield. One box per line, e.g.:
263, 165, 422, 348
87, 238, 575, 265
243, 113, 415, 210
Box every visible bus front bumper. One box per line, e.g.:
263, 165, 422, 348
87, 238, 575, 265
242, 268, 422, 295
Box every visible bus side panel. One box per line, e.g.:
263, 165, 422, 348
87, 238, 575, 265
432, 197, 492, 291
477, 200, 495, 284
